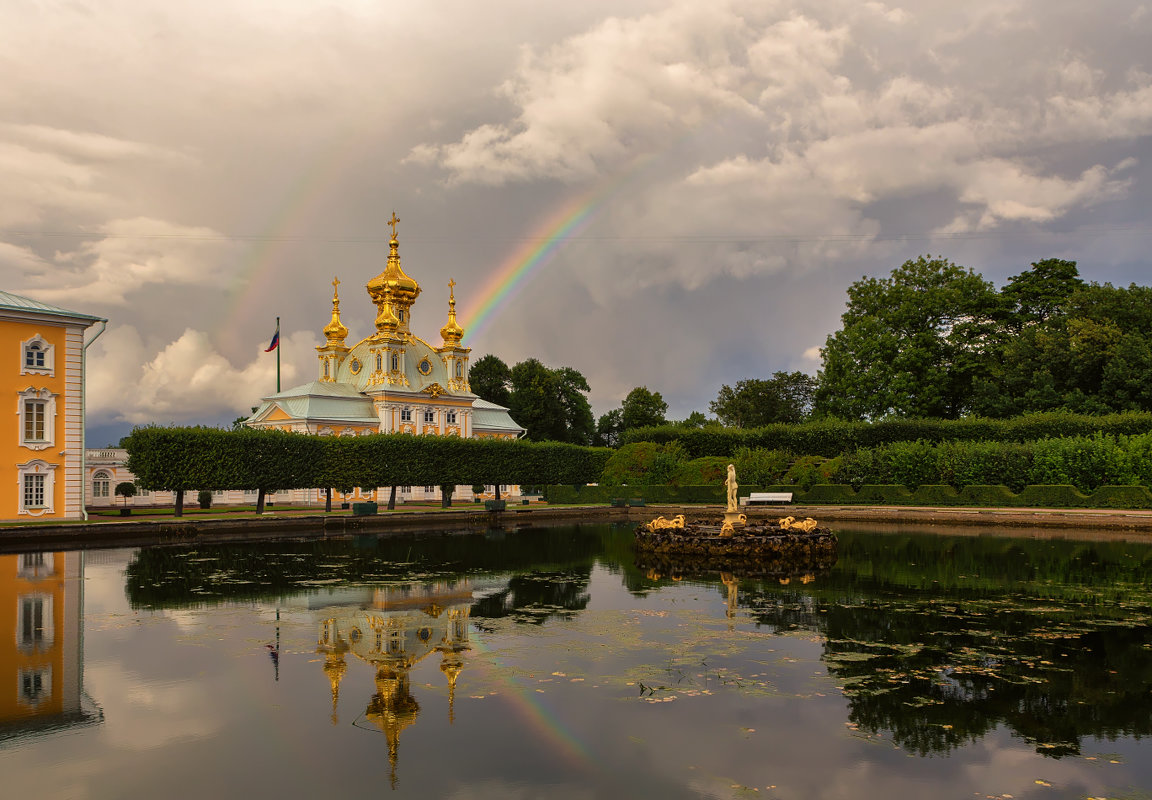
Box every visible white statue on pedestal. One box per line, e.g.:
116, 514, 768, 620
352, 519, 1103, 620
725, 463, 738, 513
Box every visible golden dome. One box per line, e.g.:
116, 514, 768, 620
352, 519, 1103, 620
322, 276, 349, 344
439, 278, 464, 346
366, 212, 420, 312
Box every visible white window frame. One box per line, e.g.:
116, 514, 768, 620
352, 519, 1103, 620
446, 410, 457, 425
93, 470, 111, 498
20, 334, 54, 377
17, 388, 56, 450
400, 407, 412, 422
423, 409, 436, 424
18, 552, 53, 579
17, 459, 57, 516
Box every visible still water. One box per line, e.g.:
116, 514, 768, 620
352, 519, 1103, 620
3, 523, 1152, 799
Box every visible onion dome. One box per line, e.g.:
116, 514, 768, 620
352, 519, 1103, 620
439, 278, 464, 345
366, 212, 420, 326
374, 288, 400, 333
323, 277, 349, 345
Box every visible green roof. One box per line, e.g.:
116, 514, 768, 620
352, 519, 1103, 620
0, 291, 105, 323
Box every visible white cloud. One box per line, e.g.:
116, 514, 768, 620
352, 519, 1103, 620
88, 324, 317, 425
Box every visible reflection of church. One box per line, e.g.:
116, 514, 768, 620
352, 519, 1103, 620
0, 551, 101, 742
315, 579, 478, 787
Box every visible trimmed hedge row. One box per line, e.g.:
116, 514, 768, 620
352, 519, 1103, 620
125, 425, 611, 492
545, 483, 1152, 509
622, 411, 1152, 458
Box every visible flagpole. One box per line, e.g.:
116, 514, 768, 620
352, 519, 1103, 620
276, 316, 281, 393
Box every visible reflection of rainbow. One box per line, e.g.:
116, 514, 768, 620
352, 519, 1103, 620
468, 635, 595, 771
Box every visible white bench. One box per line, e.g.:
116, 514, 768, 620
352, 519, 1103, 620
740, 492, 793, 506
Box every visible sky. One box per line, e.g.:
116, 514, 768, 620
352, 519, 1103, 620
2, 0, 1150, 446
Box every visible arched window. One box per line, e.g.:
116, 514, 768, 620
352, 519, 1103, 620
376, 353, 382, 372
93, 471, 111, 498
391, 353, 399, 372
455, 361, 463, 378
323, 360, 330, 378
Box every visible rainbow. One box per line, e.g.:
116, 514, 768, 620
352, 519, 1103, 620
458, 152, 659, 343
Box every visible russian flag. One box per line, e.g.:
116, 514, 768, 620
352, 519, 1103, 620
264, 325, 280, 352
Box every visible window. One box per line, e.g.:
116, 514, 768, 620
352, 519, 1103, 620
17, 388, 56, 450
391, 353, 399, 372
446, 411, 457, 425
400, 408, 412, 422
23, 474, 45, 509
18, 552, 53, 579
20, 335, 53, 376
424, 486, 436, 493
24, 401, 45, 442
323, 360, 330, 378
18, 460, 57, 515
400, 486, 411, 493
19, 667, 51, 706
423, 409, 436, 424
455, 361, 463, 378
93, 470, 111, 498
376, 353, 383, 372
397, 309, 405, 323
18, 595, 52, 649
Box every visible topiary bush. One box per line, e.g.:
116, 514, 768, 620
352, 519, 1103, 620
957, 485, 1019, 506
855, 484, 914, 504
1015, 485, 1090, 508
1089, 485, 1152, 509
669, 456, 728, 487
910, 484, 960, 505
798, 484, 859, 504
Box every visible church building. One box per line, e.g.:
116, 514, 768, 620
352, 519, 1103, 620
245, 213, 523, 444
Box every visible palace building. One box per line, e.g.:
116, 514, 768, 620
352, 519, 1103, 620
0, 292, 105, 522
245, 214, 523, 441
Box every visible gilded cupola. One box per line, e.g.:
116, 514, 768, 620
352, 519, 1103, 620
366, 212, 420, 336
439, 278, 464, 346
322, 277, 349, 345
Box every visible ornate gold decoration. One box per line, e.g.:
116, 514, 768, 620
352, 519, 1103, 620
778, 516, 819, 532
367, 210, 420, 335
422, 382, 444, 398
644, 514, 685, 532
720, 520, 735, 537
322, 275, 349, 345
440, 278, 465, 346
418, 358, 433, 376
350, 358, 362, 374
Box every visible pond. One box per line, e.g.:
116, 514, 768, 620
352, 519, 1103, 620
3, 523, 1152, 799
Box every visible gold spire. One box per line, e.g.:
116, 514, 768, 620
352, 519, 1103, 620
367, 211, 420, 336
439, 278, 464, 346
322, 276, 349, 345
323, 651, 347, 726
440, 653, 463, 725
365, 667, 420, 790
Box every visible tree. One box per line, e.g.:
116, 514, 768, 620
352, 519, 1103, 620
594, 409, 624, 448
1001, 259, 1084, 329
114, 481, 137, 507
508, 359, 594, 444
676, 411, 711, 428
469, 354, 512, 406
710, 372, 817, 427
621, 386, 668, 430
815, 255, 1000, 420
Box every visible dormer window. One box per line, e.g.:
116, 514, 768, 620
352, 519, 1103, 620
20, 335, 54, 376
376, 353, 383, 372
391, 353, 399, 372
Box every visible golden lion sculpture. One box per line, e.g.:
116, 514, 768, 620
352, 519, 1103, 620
645, 514, 686, 532
778, 516, 819, 532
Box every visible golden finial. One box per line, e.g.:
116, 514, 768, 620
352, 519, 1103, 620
440, 277, 464, 345
322, 275, 349, 348
388, 211, 400, 241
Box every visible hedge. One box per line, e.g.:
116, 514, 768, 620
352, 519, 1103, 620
125, 426, 611, 494
621, 411, 1152, 458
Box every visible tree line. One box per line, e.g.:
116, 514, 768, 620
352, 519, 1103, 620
475, 256, 1152, 448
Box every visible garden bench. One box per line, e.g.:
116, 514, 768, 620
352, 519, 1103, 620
741, 492, 793, 506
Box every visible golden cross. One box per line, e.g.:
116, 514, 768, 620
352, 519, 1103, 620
448, 278, 456, 301
332, 276, 340, 296
388, 211, 400, 240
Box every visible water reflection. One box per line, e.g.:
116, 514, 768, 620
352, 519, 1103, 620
94, 525, 1152, 797
0, 552, 101, 744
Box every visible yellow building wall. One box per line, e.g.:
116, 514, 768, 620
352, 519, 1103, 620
0, 553, 69, 723
0, 319, 71, 521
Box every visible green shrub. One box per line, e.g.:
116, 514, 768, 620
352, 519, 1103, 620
855, 484, 914, 504
1090, 485, 1152, 509
732, 447, 792, 486
784, 455, 841, 490
599, 441, 686, 486
910, 485, 960, 505
1028, 435, 1136, 491
669, 456, 727, 487
1015, 485, 1090, 508
798, 484, 859, 504
957, 485, 1019, 506
197, 490, 213, 509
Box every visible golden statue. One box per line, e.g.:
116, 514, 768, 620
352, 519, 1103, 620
778, 516, 819, 532
645, 514, 685, 532
724, 463, 738, 513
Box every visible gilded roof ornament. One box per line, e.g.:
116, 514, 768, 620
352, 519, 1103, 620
439, 278, 465, 345
322, 275, 349, 345
367, 211, 420, 329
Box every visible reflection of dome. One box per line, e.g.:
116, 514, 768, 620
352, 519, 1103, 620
322, 652, 347, 725
365, 668, 421, 788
